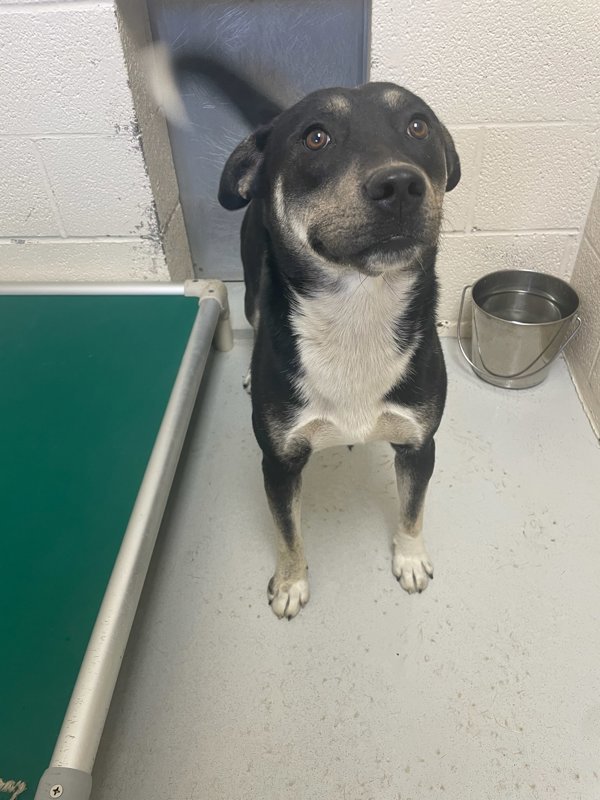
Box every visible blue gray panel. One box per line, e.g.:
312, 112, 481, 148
148, 0, 370, 279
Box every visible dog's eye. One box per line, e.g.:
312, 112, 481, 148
304, 128, 331, 151
407, 118, 429, 140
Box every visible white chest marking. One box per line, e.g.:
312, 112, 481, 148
287, 273, 425, 452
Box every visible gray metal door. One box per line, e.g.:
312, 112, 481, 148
148, 0, 370, 279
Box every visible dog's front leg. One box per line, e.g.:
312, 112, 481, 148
391, 440, 436, 594
262, 450, 311, 619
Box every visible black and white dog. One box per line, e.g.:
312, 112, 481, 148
155, 53, 460, 619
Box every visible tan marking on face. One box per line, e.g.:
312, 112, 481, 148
324, 94, 351, 114
273, 175, 310, 248
381, 87, 404, 108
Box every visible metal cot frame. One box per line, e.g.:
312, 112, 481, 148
0, 280, 233, 800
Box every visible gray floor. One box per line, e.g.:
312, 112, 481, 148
92, 340, 600, 800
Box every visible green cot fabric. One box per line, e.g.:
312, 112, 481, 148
0, 296, 199, 798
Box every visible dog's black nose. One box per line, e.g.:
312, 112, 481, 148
365, 166, 425, 208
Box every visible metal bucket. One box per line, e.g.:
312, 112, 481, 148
457, 270, 581, 389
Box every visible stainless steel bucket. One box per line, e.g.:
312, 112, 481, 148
457, 270, 581, 389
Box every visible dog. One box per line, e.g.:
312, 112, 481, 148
153, 52, 460, 619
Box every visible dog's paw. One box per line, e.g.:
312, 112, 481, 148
392, 551, 434, 594
268, 575, 310, 619
242, 367, 252, 395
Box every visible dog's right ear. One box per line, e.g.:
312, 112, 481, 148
218, 123, 272, 210
441, 124, 461, 193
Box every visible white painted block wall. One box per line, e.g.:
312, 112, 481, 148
566, 177, 600, 433
371, 0, 600, 326
0, 0, 168, 281
1, 0, 599, 311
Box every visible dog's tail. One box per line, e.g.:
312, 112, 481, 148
143, 43, 284, 130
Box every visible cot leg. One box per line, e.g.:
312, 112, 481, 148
185, 278, 234, 352
35, 768, 92, 800
213, 313, 234, 352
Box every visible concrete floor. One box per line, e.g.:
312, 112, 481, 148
92, 340, 600, 800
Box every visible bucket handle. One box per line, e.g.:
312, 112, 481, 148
457, 284, 581, 381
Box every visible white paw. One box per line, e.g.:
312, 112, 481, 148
392, 551, 434, 594
268, 576, 310, 619
242, 367, 252, 395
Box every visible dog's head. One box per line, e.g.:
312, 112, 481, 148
219, 82, 460, 276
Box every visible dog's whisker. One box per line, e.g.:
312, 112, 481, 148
347, 272, 370, 302
382, 273, 404, 302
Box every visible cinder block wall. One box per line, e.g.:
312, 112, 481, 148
371, 0, 600, 329
566, 179, 600, 434
0, 0, 169, 281
1, 0, 599, 319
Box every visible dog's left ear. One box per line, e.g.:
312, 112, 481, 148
441, 125, 461, 192
218, 123, 272, 210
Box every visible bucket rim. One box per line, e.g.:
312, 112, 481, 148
471, 269, 579, 327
